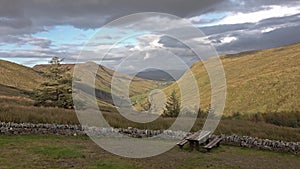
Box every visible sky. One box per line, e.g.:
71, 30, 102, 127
0, 0, 300, 72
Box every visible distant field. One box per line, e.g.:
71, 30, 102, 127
0, 134, 299, 169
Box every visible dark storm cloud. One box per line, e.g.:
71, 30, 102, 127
0, 35, 52, 49
0, 49, 57, 58
217, 24, 300, 53
159, 36, 187, 48
157, 13, 300, 55
0, 0, 220, 34
199, 14, 300, 36
206, 14, 300, 53
200, 24, 252, 36
196, 0, 300, 16
236, 0, 299, 7
255, 14, 300, 28
20, 35, 53, 49
158, 36, 199, 58
1, 0, 300, 67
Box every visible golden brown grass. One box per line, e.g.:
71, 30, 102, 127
163, 43, 300, 115
1, 94, 299, 142
33, 62, 158, 107
0, 60, 44, 90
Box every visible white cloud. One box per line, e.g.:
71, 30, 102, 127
220, 36, 237, 44
189, 12, 226, 23
192, 36, 212, 45
216, 5, 300, 25
126, 65, 135, 70
261, 27, 279, 33
129, 34, 163, 52
143, 52, 150, 60
260, 22, 300, 33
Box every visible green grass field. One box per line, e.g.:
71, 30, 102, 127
0, 134, 299, 169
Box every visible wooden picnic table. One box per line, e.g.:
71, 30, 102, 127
187, 130, 212, 151
177, 130, 212, 151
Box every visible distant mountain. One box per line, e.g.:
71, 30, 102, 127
135, 68, 185, 81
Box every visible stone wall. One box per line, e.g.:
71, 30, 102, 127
1, 122, 299, 154
0, 122, 84, 136
221, 134, 300, 154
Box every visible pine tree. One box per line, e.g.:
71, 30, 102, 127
162, 90, 180, 117
34, 57, 73, 109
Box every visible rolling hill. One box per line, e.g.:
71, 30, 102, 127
0, 60, 158, 112
162, 42, 300, 115
36, 63, 158, 112
33, 63, 158, 99
0, 60, 44, 91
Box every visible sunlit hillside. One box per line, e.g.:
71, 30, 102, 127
163, 43, 300, 115
0, 60, 44, 90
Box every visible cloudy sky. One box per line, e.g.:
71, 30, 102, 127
0, 0, 300, 72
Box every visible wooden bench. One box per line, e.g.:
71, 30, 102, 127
177, 139, 188, 149
204, 136, 222, 151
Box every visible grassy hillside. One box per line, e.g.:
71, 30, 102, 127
0, 84, 26, 97
0, 60, 158, 113
34, 63, 157, 97
1, 42, 299, 118
1, 58, 300, 140
0, 60, 44, 91
34, 63, 158, 107
163, 43, 300, 115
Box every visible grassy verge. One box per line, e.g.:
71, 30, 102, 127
29, 145, 85, 159
0, 134, 299, 169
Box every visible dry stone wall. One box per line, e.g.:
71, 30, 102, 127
1, 122, 299, 154
0, 122, 84, 136
221, 134, 300, 154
